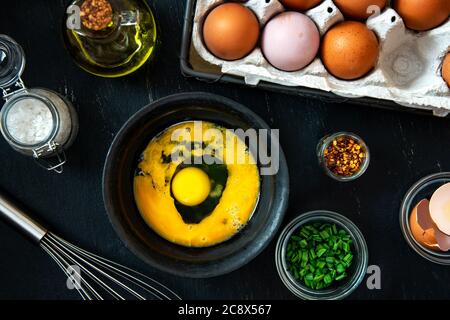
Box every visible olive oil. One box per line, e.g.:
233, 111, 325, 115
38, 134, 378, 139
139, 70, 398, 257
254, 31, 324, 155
64, 0, 157, 78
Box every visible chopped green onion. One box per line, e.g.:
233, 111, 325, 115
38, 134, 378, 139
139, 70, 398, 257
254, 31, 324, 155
286, 222, 354, 290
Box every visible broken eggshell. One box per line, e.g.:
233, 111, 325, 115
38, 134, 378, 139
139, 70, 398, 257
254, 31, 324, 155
429, 182, 450, 236
410, 199, 439, 251
410, 189, 450, 252
435, 230, 450, 252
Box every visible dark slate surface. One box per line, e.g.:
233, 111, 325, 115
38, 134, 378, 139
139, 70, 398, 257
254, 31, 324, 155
0, 0, 449, 300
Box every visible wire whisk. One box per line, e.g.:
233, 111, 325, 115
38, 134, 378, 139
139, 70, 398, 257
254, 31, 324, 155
0, 192, 181, 300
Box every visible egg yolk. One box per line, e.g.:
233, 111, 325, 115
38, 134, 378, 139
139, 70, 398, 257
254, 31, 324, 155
172, 167, 211, 207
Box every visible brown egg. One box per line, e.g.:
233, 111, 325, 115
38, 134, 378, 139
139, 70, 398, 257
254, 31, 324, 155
333, 0, 387, 20
394, 0, 450, 31
443, 53, 450, 87
280, 0, 322, 11
203, 3, 260, 61
321, 21, 379, 80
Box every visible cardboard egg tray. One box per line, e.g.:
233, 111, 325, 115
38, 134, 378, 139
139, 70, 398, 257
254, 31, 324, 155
181, 0, 450, 117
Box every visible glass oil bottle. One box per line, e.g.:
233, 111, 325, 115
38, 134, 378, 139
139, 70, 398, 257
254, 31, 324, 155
64, 0, 158, 77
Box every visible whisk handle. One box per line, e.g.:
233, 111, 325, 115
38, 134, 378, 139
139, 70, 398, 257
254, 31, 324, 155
0, 192, 48, 243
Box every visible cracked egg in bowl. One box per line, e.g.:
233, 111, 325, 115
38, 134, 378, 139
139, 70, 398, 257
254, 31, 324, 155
103, 92, 289, 277
134, 121, 260, 248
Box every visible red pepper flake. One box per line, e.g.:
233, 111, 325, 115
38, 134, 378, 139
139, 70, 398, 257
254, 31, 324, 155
80, 0, 113, 31
323, 135, 366, 177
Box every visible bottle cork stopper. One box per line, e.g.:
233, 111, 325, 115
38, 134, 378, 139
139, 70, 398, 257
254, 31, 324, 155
80, 0, 113, 31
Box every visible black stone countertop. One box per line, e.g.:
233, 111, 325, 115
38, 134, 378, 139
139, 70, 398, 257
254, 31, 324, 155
0, 0, 449, 299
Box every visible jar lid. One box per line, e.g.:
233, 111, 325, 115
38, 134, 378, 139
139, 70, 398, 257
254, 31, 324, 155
0, 35, 25, 90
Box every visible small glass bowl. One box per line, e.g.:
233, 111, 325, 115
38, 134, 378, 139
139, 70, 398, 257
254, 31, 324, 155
400, 172, 450, 265
275, 211, 369, 300
317, 132, 370, 182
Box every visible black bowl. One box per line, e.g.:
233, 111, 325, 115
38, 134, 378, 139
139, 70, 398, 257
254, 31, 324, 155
103, 92, 289, 278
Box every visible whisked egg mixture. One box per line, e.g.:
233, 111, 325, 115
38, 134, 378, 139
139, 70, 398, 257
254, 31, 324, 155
134, 121, 260, 247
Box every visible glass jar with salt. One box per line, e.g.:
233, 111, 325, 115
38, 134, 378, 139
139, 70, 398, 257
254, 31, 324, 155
0, 35, 78, 173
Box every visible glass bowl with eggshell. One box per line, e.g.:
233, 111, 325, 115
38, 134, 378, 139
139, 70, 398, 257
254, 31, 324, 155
400, 172, 450, 265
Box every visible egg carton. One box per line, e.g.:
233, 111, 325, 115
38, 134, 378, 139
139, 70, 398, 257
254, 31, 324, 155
191, 0, 450, 116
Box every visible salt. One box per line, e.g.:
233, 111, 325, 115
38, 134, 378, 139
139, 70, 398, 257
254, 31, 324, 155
5, 97, 54, 145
